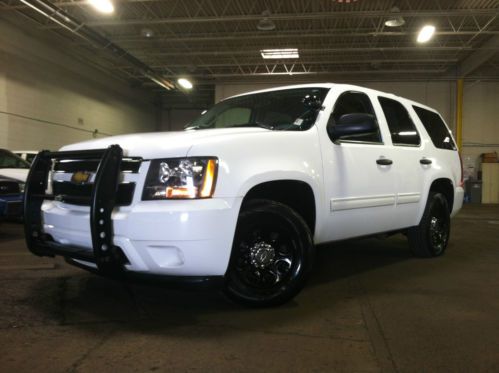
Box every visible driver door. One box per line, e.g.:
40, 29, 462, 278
319, 90, 397, 242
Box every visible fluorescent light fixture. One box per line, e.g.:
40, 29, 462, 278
417, 25, 435, 43
177, 78, 193, 89
260, 48, 299, 59
88, 0, 114, 14
384, 6, 405, 27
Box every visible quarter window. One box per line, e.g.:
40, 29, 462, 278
329, 92, 382, 143
413, 106, 456, 150
378, 97, 420, 146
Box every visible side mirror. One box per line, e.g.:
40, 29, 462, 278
327, 113, 378, 143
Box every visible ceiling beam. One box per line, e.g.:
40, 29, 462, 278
40, 9, 499, 28
136, 46, 472, 58
106, 31, 499, 45
122, 58, 459, 69
130, 69, 448, 79
457, 35, 499, 77
1, 0, 160, 9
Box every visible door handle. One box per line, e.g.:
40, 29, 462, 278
376, 158, 393, 166
420, 158, 432, 165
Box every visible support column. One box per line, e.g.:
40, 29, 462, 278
456, 79, 464, 150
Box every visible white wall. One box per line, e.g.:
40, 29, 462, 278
0, 18, 158, 151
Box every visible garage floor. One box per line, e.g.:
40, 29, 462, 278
0, 205, 498, 372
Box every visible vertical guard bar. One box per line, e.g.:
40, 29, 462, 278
24, 150, 52, 256
90, 145, 123, 271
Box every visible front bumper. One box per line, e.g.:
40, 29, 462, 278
24, 145, 241, 278
42, 197, 241, 276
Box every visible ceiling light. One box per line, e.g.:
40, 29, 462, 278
257, 10, 276, 31
417, 25, 436, 43
177, 78, 193, 89
88, 0, 114, 14
261, 48, 299, 59
141, 28, 154, 38
384, 6, 405, 27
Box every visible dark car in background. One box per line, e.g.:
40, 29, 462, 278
0, 176, 24, 221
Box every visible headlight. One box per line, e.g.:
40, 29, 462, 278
142, 157, 218, 200
19, 182, 26, 193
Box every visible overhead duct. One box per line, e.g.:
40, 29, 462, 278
19, 0, 175, 90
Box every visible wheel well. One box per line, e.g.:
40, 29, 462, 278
242, 180, 316, 235
429, 178, 454, 212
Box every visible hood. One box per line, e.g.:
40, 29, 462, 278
61, 128, 269, 158
0, 169, 29, 182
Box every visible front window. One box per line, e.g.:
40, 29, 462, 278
0, 150, 30, 169
186, 87, 330, 131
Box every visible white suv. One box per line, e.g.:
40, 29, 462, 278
24, 84, 464, 306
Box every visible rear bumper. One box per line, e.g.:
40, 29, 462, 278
452, 186, 464, 217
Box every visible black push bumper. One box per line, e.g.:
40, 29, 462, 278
24, 145, 127, 273
24, 145, 224, 287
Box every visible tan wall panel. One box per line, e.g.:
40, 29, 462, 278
0, 18, 157, 151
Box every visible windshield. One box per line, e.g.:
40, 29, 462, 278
0, 150, 31, 169
186, 87, 330, 131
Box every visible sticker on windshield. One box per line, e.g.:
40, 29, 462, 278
293, 118, 304, 126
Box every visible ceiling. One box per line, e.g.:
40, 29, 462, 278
2, 0, 499, 107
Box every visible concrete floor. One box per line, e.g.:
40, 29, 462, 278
0, 205, 498, 372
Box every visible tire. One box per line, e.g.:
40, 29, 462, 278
408, 192, 450, 258
224, 199, 315, 307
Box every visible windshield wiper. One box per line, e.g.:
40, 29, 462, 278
184, 124, 211, 130
227, 122, 275, 130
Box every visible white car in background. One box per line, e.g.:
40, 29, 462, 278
0, 149, 30, 183
13, 150, 38, 164
23, 83, 464, 307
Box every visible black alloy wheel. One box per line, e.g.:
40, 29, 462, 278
408, 192, 451, 258
224, 199, 315, 307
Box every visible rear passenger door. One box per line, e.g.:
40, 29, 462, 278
377, 96, 426, 229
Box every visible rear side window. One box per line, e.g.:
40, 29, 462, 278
413, 106, 456, 150
378, 97, 420, 146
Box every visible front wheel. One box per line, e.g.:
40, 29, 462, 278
408, 192, 450, 257
224, 199, 315, 307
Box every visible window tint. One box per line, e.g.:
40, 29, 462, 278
330, 92, 381, 143
378, 97, 420, 146
413, 106, 456, 150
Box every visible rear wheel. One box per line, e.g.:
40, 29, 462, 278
408, 192, 450, 257
224, 199, 314, 307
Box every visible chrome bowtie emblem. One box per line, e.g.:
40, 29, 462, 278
71, 171, 91, 184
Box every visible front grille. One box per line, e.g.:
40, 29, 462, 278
0, 181, 20, 195
54, 159, 141, 173
52, 157, 141, 206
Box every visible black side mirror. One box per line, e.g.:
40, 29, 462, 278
302, 94, 323, 110
327, 113, 378, 143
